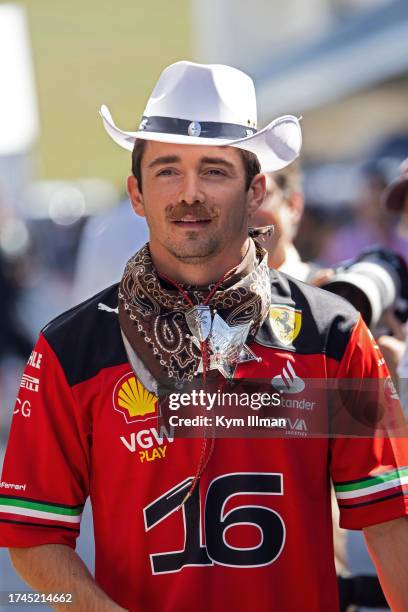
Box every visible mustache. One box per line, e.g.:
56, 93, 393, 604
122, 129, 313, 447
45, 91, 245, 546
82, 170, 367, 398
166, 203, 217, 222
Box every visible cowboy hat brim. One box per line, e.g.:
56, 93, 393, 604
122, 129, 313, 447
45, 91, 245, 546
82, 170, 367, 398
99, 105, 302, 172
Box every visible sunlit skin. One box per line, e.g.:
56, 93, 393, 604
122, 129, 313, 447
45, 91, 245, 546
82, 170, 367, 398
250, 177, 303, 269
127, 141, 266, 285
250, 203, 285, 269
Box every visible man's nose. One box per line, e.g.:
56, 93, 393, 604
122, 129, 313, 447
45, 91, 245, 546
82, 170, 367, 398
178, 173, 205, 205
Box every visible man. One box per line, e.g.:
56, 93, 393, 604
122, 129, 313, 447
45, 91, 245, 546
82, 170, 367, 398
0, 61, 407, 612
249, 160, 310, 277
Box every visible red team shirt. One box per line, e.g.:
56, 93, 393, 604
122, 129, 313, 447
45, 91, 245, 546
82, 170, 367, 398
1, 273, 407, 612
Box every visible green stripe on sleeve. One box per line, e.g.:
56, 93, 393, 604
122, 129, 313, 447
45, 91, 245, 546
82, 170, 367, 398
335, 466, 408, 493
0, 497, 83, 516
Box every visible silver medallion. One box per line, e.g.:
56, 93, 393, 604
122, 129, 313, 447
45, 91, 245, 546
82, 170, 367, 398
188, 121, 202, 137
209, 314, 250, 358
193, 313, 259, 379
185, 305, 212, 342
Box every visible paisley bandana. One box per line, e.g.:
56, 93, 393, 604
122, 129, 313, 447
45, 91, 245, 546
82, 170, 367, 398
118, 240, 271, 386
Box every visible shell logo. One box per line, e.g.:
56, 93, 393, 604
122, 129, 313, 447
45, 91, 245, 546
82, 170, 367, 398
113, 372, 158, 424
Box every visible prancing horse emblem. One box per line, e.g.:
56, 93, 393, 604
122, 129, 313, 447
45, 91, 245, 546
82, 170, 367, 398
269, 305, 302, 346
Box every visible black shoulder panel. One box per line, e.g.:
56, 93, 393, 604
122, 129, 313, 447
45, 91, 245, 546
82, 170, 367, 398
42, 284, 128, 387
255, 270, 359, 362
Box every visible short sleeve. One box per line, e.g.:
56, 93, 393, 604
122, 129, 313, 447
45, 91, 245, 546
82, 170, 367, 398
329, 316, 408, 530
0, 334, 90, 548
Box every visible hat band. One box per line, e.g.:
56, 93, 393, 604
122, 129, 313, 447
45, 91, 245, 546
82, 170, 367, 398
138, 115, 257, 139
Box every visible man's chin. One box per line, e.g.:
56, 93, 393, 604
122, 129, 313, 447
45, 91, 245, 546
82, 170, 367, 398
174, 255, 214, 265
167, 240, 220, 264
171, 250, 218, 264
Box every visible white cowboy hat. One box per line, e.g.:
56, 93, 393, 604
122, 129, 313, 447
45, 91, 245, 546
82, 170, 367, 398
100, 61, 302, 172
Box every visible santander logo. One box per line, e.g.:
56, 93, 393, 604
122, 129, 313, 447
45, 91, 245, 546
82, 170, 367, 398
271, 360, 305, 394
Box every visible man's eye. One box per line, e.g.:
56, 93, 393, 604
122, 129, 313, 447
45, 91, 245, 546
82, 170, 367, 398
205, 169, 225, 176
157, 168, 176, 176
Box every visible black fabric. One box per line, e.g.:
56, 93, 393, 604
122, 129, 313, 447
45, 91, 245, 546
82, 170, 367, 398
338, 575, 389, 610
138, 115, 257, 139
42, 284, 127, 387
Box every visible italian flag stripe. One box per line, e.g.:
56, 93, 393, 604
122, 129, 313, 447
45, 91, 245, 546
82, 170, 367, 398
336, 476, 408, 500
0, 497, 82, 518
338, 484, 408, 507
334, 467, 408, 493
335, 468, 408, 500
0, 505, 81, 524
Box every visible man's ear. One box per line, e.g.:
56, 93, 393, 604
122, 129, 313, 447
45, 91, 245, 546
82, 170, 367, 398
127, 175, 145, 217
247, 173, 266, 216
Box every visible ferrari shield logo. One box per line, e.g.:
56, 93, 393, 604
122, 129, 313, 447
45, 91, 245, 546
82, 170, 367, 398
269, 305, 302, 346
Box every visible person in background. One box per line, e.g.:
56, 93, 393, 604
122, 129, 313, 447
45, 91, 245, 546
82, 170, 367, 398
250, 161, 311, 280
250, 161, 334, 285
383, 159, 408, 419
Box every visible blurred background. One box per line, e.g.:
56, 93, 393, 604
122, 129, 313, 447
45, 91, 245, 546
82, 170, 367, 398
1, 0, 407, 608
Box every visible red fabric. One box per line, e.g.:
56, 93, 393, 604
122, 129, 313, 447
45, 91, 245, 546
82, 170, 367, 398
1, 316, 407, 612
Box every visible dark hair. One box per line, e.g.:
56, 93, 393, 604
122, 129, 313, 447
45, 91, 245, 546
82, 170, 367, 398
131, 139, 261, 192
131, 139, 147, 191
269, 160, 302, 201
240, 148, 262, 191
